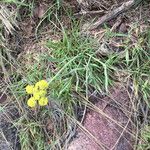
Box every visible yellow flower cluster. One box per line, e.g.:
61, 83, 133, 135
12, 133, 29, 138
25, 80, 49, 108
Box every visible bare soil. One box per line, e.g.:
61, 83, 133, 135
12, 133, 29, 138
68, 84, 135, 150
0, 0, 149, 150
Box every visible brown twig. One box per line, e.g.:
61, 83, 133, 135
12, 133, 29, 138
74, 10, 104, 16
89, 0, 138, 30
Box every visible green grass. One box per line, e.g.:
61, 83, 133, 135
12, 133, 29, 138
0, 1, 150, 149
6, 19, 116, 149
3, 25, 150, 149
138, 126, 150, 150
104, 26, 150, 149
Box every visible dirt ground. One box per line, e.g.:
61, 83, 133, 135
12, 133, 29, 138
0, 0, 150, 150
68, 84, 134, 150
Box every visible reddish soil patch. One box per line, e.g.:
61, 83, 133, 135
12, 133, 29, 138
68, 84, 135, 150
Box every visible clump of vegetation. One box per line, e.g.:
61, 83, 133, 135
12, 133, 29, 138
0, 0, 150, 150
138, 126, 150, 150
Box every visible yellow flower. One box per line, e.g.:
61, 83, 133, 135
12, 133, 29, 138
25, 80, 49, 108
35, 80, 49, 90
26, 85, 34, 94
33, 92, 40, 100
33, 86, 39, 93
39, 90, 47, 96
38, 97, 48, 106
27, 97, 36, 107
33, 90, 47, 100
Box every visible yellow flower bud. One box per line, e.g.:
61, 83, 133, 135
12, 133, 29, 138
33, 86, 39, 93
35, 80, 49, 90
38, 97, 48, 106
39, 90, 47, 96
27, 97, 36, 107
26, 85, 34, 94
33, 92, 40, 100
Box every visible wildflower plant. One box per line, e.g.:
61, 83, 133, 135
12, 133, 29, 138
25, 80, 49, 107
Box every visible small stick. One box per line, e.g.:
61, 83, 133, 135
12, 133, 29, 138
74, 10, 104, 16
89, 0, 138, 30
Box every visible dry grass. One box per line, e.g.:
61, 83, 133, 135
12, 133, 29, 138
0, 0, 150, 150
0, 5, 18, 34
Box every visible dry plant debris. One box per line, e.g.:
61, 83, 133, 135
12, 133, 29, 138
0, 0, 150, 150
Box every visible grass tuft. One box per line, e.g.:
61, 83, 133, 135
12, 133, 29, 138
0, 1, 150, 149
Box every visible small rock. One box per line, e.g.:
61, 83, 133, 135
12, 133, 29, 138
119, 23, 127, 33
68, 85, 134, 150
0, 93, 7, 104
